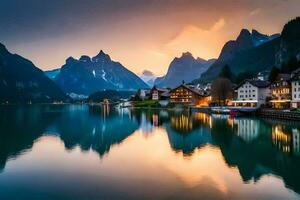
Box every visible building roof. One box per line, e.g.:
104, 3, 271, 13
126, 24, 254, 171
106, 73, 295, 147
292, 67, 300, 75
170, 84, 208, 97
160, 91, 170, 97
151, 86, 169, 93
275, 73, 291, 81
291, 73, 300, 81
235, 79, 270, 90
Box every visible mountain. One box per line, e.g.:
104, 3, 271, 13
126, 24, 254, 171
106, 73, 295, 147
138, 70, 156, 87
199, 29, 281, 82
53, 50, 149, 95
276, 17, 300, 65
154, 52, 215, 87
45, 68, 60, 80
0, 43, 68, 103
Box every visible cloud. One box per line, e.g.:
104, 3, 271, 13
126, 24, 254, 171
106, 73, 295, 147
249, 8, 261, 17
164, 18, 226, 60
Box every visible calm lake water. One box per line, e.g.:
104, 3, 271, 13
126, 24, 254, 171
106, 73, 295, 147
0, 105, 300, 200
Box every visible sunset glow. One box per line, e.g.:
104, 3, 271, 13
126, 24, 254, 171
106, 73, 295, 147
1, 0, 299, 75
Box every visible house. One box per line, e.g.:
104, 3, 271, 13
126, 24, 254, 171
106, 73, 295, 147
270, 74, 291, 109
291, 69, 300, 108
232, 79, 271, 108
136, 88, 151, 100
150, 86, 169, 100
169, 84, 211, 106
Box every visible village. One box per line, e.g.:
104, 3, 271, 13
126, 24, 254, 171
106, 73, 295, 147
132, 67, 300, 119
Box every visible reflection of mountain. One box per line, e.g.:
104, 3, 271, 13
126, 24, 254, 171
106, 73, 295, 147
165, 123, 213, 155
132, 110, 300, 194
211, 118, 300, 193
0, 105, 138, 172
0, 105, 61, 171
1, 106, 300, 194
45, 106, 139, 157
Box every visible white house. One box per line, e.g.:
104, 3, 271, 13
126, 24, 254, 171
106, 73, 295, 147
291, 69, 300, 108
233, 79, 271, 108
136, 89, 150, 100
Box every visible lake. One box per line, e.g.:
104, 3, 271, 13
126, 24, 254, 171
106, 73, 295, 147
0, 105, 300, 200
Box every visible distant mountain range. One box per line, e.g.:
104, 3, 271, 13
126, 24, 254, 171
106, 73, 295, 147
138, 70, 156, 87
197, 17, 300, 82
46, 50, 149, 95
154, 52, 216, 87
0, 43, 68, 103
1, 17, 299, 103
198, 29, 280, 81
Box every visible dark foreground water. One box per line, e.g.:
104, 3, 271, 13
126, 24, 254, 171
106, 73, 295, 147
0, 105, 300, 200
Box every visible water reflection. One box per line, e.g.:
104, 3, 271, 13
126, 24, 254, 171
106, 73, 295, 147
0, 105, 300, 198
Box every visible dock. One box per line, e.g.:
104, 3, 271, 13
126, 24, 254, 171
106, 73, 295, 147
259, 109, 300, 121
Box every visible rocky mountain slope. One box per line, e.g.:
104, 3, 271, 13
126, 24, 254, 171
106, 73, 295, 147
200, 29, 280, 81
0, 43, 68, 103
52, 50, 149, 95
154, 52, 215, 87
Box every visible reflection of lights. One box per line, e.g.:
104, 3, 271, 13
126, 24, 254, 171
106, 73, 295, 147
170, 115, 193, 132
227, 118, 234, 128
103, 104, 110, 117
272, 125, 292, 154
152, 114, 159, 126
194, 113, 211, 125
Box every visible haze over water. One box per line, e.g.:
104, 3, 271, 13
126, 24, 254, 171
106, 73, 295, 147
0, 105, 300, 199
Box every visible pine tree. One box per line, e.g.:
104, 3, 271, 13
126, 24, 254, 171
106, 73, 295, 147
219, 64, 235, 82
268, 67, 280, 82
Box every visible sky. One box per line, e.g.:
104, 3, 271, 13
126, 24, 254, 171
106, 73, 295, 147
0, 0, 299, 76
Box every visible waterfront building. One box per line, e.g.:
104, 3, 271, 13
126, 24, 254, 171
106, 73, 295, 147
291, 69, 300, 108
150, 86, 169, 100
136, 88, 151, 100
232, 79, 271, 107
270, 74, 291, 109
169, 84, 211, 106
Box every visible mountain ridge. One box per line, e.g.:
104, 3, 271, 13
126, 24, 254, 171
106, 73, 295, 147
154, 52, 216, 87
199, 28, 281, 82
0, 43, 68, 103
52, 50, 149, 95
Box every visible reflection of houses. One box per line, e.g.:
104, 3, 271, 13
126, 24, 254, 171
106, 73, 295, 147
234, 118, 259, 142
169, 84, 211, 106
270, 74, 291, 109
293, 129, 300, 156
291, 69, 300, 108
193, 113, 212, 128
233, 79, 271, 107
272, 125, 292, 154
170, 114, 194, 133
